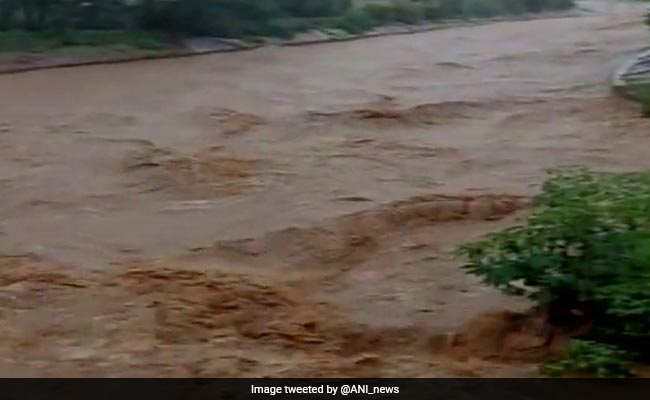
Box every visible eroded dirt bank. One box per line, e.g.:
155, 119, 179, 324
0, 0, 649, 376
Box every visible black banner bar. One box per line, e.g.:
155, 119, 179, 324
0, 379, 646, 400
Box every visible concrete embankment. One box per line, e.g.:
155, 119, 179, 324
612, 48, 650, 99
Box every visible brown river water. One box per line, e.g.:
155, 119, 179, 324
0, 0, 648, 377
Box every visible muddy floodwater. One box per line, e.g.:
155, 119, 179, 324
0, 0, 649, 377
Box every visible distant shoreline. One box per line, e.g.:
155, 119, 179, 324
0, 9, 582, 75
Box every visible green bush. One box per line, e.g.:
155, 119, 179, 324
138, 0, 221, 36
459, 166, 650, 360
0, 30, 61, 51
363, 3, 397, 23
636, 85, 650, 118
541, 340, 632, 378
331, 10, 379, 34
276, 0, 353, 17
547, 0, 576, 11
420, 2, 444, 20
437, 0, 467, 18
499, 0, 528, 15
462, 0, 501, 18
0, 29, 166, 52
58, 30, 166, 49
390, 0, 424, 24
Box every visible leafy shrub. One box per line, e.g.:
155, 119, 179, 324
459, 166, 650, 359
420, 2, 444, 20
523, 0, 544, 13
499, 0, 528, 15
57, 29, 167, 49
276, 0, 353, 17
391, 0, 424, 24
462, 0, 501, 18
0, 29, 167, 51
330, 10, 379, 34
434, 0, 466, 19
137, 0, 218, 36
540, 340, 632, 378
637, 86, 650, 118
546, 0, 577, 11
363, 3, 397, 23
254, 19, 300, 39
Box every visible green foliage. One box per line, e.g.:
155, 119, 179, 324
462, 0, 500, 18
329, 9, 379, 34
459, 166, 650, 358
0, 0, 577, 42
276, 0, 352, 18
361, 0, 576, 24
0, 0, 578, 49
59, 29, 166, 49
363, 3, 397, 23
0, 30, 59, 51
390, 0, 424, 24
637, 86, 650, 118
0, 29, 166, 51
499, 0, 528, 15
540, 340, 632, 378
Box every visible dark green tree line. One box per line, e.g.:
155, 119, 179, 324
0, 0, 576, 39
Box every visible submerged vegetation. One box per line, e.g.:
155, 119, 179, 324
459, 167, 650, 377
540, 340, 633, 378
636, 85, 650, 118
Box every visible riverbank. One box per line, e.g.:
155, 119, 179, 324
0, 8, 583, 75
